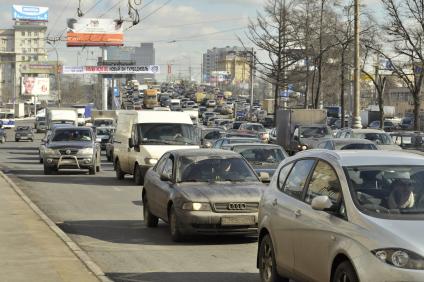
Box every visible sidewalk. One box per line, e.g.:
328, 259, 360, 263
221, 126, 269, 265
0, 172, 101, 282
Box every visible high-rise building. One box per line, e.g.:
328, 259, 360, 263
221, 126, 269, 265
0, 12, 48, 103
202, 46, 252, 87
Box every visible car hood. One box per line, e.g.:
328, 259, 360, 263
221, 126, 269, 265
359, 215, 424, 256
176, 182, 263, 203
47, 141, 93, 149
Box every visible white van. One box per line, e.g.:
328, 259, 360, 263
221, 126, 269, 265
113, 111, 199, 184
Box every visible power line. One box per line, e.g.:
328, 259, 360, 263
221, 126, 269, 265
125, 0, 172, 31
84, 0, 106, 16
98, 0, 124, 18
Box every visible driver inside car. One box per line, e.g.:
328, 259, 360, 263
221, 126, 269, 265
387, 179, 415, 209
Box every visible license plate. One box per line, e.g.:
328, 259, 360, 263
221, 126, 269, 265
221, 216, 255, 226
61, 159, 76, 164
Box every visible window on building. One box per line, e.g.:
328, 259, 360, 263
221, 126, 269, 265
21, 56, 25, 61
34, 32, 38, 36
21, 31, 25, 36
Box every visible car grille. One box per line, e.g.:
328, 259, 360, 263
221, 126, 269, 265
59, 149, 79, 155
213, 202, 259, 213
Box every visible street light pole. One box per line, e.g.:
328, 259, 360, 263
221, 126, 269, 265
47, 41, 61, 107
352, 0, 362, 128
250, 48, 255, 109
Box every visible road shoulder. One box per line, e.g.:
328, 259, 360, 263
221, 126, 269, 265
0, 170, 110, 282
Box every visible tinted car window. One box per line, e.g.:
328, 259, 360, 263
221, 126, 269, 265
283, 160, 315, 200
339, 143, 377, 150
305, 161, 342, 204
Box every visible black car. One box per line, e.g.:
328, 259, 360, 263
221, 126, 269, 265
391, 131, 424, 153
222, 143, 288, 178
15, 126, 34, 142
142, 149, 266, 241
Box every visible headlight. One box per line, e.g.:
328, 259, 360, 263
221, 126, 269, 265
301, 145, 307, 150
145, 158, 158, 165
372, 249, 424, 269
182, 202, 211, 211
45, 148, 59, 155
79, 148, 94, 155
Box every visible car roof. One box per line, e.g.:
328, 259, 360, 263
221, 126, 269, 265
168, 149, 241, 158
295, 150, 424, 167
346, 128, 386, 133
223, 143, 282, 149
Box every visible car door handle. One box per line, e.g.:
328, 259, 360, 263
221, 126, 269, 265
272, 199, 278, 207
294, 210, 302, 217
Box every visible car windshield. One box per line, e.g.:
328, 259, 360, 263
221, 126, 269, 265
245, 124, 265, 132
346, 166, 424, 219
96, 128, 113, 136
352, 132, 393, 145
234, 146, 285, 164
177, 156, 258, 183
137, 123, 197, 145
17, 126, 30, 131
300, 126, 330, 138
52, 129, 92, 142
229, 138, 260, 144
94, 120, 114, 127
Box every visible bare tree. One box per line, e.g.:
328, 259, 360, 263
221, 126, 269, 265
241, 0, 301, 121
373, 0, 424, 130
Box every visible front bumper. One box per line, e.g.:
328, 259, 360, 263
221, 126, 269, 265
44, 154, 94, 169
175, 208, 258, 235
354, 251, 424, 282
15, 135, 33, 140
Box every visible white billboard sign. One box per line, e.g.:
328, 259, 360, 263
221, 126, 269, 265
62, 65, 160, 74
21, 77, 50, 95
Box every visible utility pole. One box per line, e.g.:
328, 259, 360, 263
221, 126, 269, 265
250, 48, 255, 108
47, 41, 61, 107
102, 47, 108, 111
352, 0, 362, 128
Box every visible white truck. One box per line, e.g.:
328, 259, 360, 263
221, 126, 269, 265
113, 110, 199, 185
91, 110, 118, 127
46, 108, 78, 129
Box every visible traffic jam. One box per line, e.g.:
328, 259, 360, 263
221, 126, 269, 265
1, 82, 423, 282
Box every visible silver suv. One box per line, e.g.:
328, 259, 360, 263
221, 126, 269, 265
43, 127, 101, 175
258, 150, 424, 282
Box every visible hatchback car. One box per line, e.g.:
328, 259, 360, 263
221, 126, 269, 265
15, 126, 34, 142
258, 150, 424, 282
142, 149, 266, 241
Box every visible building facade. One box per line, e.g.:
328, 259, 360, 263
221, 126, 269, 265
0, 20, 48, 103
202, 46, 252, 87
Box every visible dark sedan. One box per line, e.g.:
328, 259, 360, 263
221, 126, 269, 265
221, 143, 288, 178
15, 126, 34, 142
142, 149, 266, 242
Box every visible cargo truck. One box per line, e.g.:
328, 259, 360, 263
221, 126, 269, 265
276, 109, 329, 155
91, 110, 118, 127
143, 89, 159, 109
46, 108, 78, 129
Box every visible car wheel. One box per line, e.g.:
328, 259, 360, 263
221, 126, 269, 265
107, 153, 112, 162
89, 166, 96, 175
134, 164, 144, 185
15, 139, 19, 142
258, 234, 289, 282
169, 205, 185, 242
39, 157, 43, 164
143, 197, 158, 227
96, 164, 101, 172
332, 261, 358, 282
43, 165, 56, 175
115, 160, 125, 180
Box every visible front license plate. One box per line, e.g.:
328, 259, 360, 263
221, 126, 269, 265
61, 159, 76, 164
221, 216, 255, 226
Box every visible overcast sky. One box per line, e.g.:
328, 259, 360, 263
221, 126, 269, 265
0, 0, 381, 81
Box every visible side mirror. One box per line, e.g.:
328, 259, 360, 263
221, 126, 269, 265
259, 172, 270, 183
128, 137, 134, 148
160, 173, 171, 182
311, 196, 334, 211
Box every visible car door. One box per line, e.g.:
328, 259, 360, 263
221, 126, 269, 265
291, 160, 348, 282
155, 155, 176, 221
127, 124, 139, 174
269, 159, 316, 276
146, 153, 169, 217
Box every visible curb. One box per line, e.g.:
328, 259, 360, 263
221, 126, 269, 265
0, 170, 112, 282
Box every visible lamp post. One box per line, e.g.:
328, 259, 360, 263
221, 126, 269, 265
352, 0, 362, 128
47, 41, 61, 107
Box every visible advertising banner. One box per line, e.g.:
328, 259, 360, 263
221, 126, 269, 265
21, 77, 50, 96
62, 65, 160, 74
12, 5, 48, 21
66, 18, 124, 47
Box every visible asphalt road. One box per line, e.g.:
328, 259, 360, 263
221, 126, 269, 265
0, 120, 259, 282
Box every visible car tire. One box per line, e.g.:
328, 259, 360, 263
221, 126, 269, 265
143, 197, 159, 227
89, 166, 96, 175
332, 261, 358, 282
134, 164, 144, 185
39, 157, 43, 164
15, 139, 19, 142
169, 205, 185, 242
115, 160, 125, 180
96, 164, 101, 172
258, 234, 289, 282
43, 165, 56, 175
107, 153, 112, 162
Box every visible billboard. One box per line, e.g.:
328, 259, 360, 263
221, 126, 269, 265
21, 77, 50, 96
62, 65, 160, 74
12, 5, 48, 21
66, 18, 124, 47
